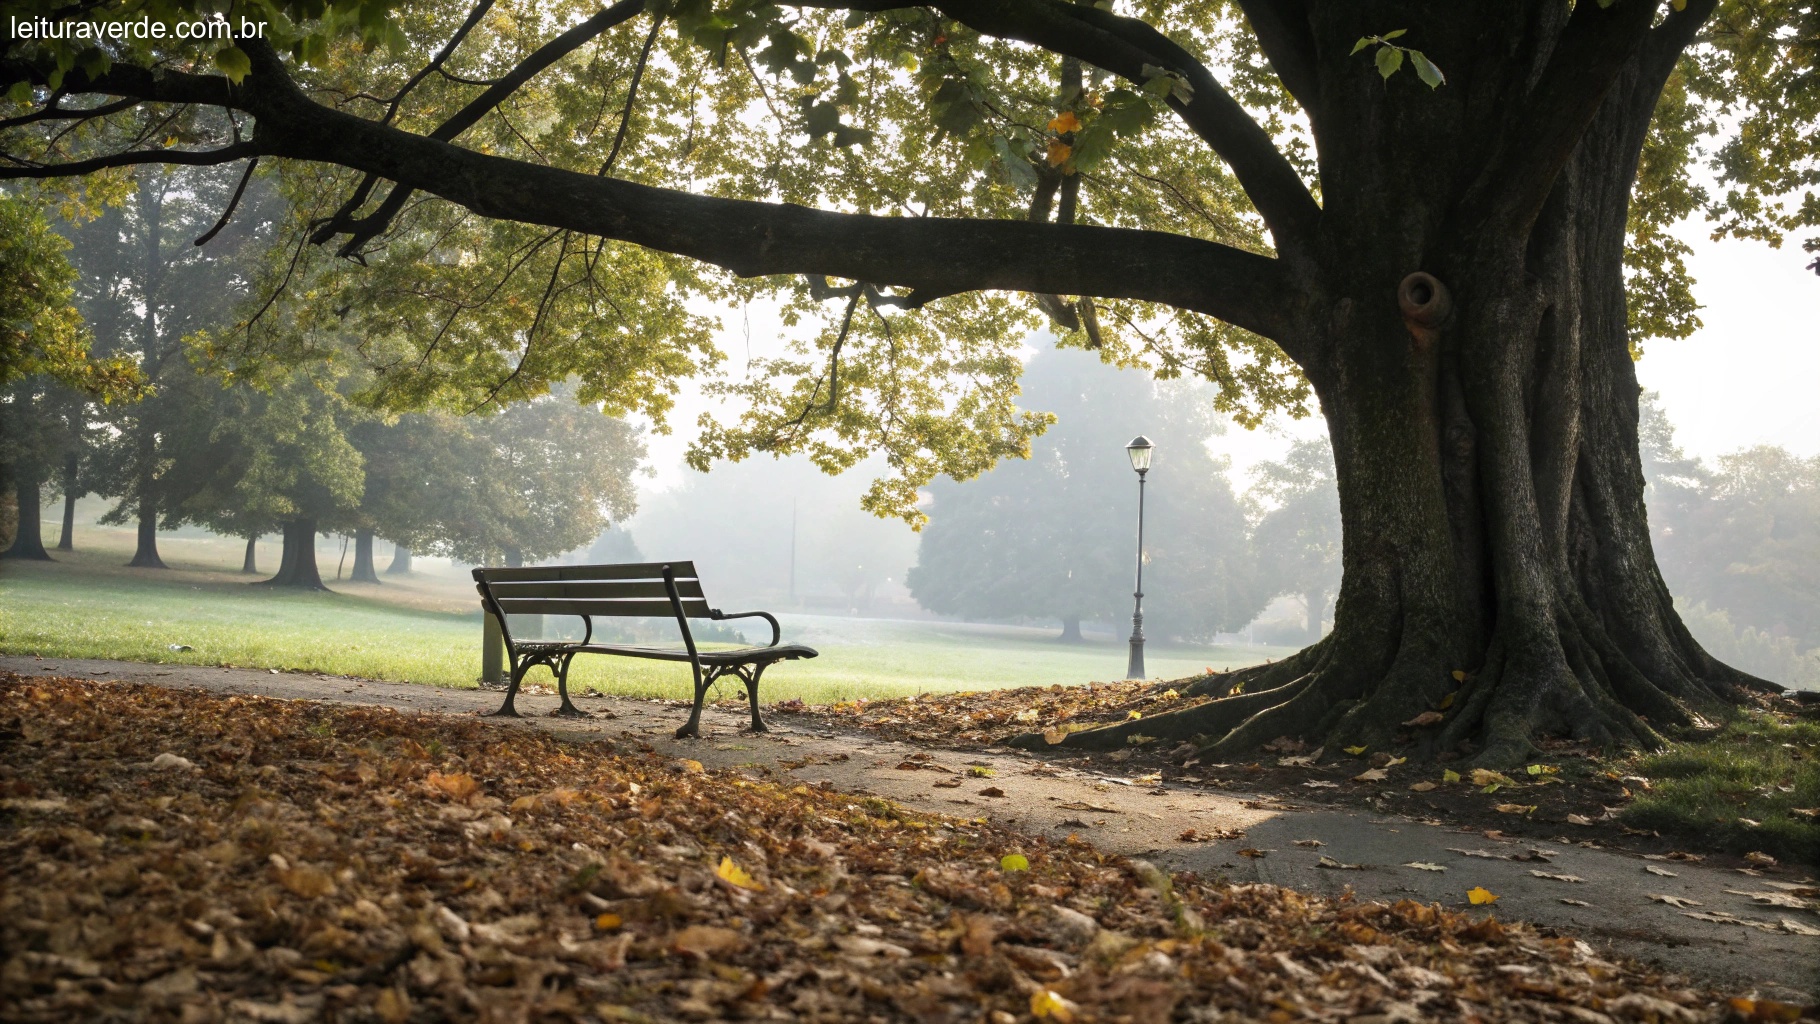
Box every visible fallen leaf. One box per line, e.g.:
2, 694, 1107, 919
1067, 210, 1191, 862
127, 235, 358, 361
1237, 848, 1270, 859
1402, 711, 1444, 728
1781, 918, 1820, 936
1744, 851, 1778, 867
1442, 769, 1461, 784
1724, 889, 1812, 909
1293, 839, 1325, 848
676, 758, 705, 774
1467, 887, 1499, 905
1056, 801, 1121, 813
1566, 814, 1593, 826
716, 856, 764, 891
1353, 768, 1389, 782
1031, 988, 1079, 1021
1495, 804, 1537, 815
1648, 894, 1701, 908
1528, 870, 1583, 883
1015, 708, 1039, 723
1042, 727, 1066, 745
1344, 745, 1368, 756
1317, 856, 1363, 870
1303, 780, 1339, 789
1384, 756, 1408, 767
1525, 764, 1559, 776
1560, 898, 1590, 906
1405, 862, 1447, 872
978, 786, 1006, 798
1000, 854, 1029, 872
1408, 781, 1437, 793
968, 766, 996, 778
1470, 769, 1516, 788
275, 865, 336, 899
1645, 865, 1678, 877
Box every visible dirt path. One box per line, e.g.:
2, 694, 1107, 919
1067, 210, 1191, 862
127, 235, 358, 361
6, 654, 1815, 1003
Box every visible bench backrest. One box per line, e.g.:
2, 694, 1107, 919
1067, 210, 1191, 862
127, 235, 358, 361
473, 561, 711, 619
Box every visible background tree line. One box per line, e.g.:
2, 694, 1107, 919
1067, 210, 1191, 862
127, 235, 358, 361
1, 167, 645, 583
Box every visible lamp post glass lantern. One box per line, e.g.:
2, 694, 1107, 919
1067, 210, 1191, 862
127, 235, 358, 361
1126, 435, 1154, 680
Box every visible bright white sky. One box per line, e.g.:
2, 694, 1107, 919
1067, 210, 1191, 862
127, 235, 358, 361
634, 218, 1819, 509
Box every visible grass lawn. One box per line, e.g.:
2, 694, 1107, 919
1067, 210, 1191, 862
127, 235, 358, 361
1620, 709, 1820, 864
0, 532, 1293, 704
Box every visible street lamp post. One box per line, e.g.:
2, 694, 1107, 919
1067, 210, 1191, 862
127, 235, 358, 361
1126, 435, 1154, 680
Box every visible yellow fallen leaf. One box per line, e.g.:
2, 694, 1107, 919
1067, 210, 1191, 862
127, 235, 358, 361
594, 912, 622, 931
1467, 886, 1499, 905
1451, 670, 1467, 682
1495, 803, 1537, 815
1470, 769, 1515, 787
1526, 764, 1559, 776
1442, 769, 1461, 784
1031, 988, 1078, 1021
677, 759, 705, 774
1000, 853, 1030, 871
1160, 689, 1180, 700
1409, 781, 1437, 792
716, 856, 764, 891
1125, 710, 1143, 721
1385, 756, 1407, 767
968, 766, 996, 778
1043, 727, 1065, 745
1438, 692, 1456, 709
1344, 745, 1367, 756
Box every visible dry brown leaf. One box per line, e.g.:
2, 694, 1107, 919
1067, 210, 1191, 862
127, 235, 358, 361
1293, 839, 1325, 848
1402, 711, 1444, 728
1644, 865, 1678, 877
1408, 781, 1438, 793
1648, 894, 1702, 908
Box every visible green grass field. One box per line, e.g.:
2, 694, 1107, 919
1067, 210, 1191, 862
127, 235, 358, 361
0, 527, 1294, 704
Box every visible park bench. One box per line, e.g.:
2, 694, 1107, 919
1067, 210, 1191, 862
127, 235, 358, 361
472, 561, 817, 738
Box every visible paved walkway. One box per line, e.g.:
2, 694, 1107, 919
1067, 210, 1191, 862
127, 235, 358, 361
5, 655, 1815, 1002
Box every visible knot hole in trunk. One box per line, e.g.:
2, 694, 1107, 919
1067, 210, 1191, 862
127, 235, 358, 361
1398, 271, 1451, 347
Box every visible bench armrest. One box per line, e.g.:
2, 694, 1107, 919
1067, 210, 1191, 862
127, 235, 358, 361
711, 609, 780, 647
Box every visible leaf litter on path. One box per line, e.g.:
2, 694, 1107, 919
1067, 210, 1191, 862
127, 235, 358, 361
0, 673, 1760, 1023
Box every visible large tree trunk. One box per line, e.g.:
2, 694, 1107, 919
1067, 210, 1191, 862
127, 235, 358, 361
3, 474, 52, 560
385, 544, 413, 575
261, 519, 327, 589
242, 534, 259, 574
348, 529, 381, 583
1017, 26, 1766, 766
1057, 615, 1084, 643
126, 430, 165, 569
57, 449, 78, 551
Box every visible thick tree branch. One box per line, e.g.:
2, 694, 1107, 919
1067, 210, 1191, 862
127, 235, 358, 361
311, 0, 647, 252
791, 0, 1320, 252
0, 141, 259, 177
1457, 0, 1667, 239
930, 0, 1320, 252
1232, 0, 1318, 113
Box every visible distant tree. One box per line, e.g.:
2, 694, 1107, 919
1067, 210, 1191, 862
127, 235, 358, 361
432, 395, 645, 568
344, 414, 467, 583
1247, 438, 1342, 645
69, 165, 278, 569
909, 349, 1262, 643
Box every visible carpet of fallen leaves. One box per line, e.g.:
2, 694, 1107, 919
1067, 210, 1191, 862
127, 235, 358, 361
774, 680, 1198, 748
0, 674, 1792, 1024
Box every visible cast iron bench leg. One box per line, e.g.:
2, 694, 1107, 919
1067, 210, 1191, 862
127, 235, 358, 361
488, 660, 527, 718
743, 662, 769, 733
553, 652, 588, 718
676, 670, 712, 739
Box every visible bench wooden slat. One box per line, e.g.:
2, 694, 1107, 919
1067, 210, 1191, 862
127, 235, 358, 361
486, 579, 707, 600
493, 597, 713, 618
476, 560, 699, 583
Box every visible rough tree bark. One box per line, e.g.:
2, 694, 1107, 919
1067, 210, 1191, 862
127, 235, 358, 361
348, 529, 381, 583
2, 474, 51, 560
261, 519, 326, 589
